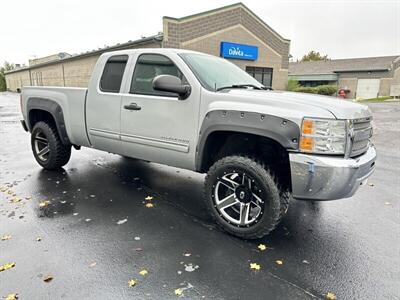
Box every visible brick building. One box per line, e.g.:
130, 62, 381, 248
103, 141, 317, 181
5, 3, 290, 92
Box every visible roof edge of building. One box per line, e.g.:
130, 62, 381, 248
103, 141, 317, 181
163, 2, 290, 43
5, 34, 164, 75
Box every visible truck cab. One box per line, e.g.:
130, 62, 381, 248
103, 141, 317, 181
20, 48, 377, 239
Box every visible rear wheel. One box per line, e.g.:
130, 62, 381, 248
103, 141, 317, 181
204, 156, 282, 239
31, 121, 71, 170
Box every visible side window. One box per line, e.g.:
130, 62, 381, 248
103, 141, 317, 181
100, 55, 128, 93
130, 54, 186, 97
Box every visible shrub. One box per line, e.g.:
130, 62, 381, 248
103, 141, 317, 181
287, 79, 300, 91
316, 85, 337, 96
294, 86, 318, 94
0, 73, 6, 92
292, 85, 338, 96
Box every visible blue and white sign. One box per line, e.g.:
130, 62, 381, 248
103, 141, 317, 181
220, 42, 258, 61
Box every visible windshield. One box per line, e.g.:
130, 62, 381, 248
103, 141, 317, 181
180, 53, 264, 91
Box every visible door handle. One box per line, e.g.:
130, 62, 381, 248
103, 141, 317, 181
124, 103, 141, 111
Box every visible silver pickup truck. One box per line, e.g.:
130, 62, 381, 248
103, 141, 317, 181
20, 48, 376, 239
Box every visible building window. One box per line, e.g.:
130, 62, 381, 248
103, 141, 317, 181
246, 67, 273, 88
100, 55, 128, 93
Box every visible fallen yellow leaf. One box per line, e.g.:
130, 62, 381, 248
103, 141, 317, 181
145, 203, 154, 208
43, 275, 53, 283
5, 294, 18, 300
0, 187, 8, 193
139, 269, 148, 276
0, 262, 16, 272
9, 197, 22, 203
276, 260, 283, 265
1, 235, 12, 241
39, 200, 51, 208
174, 288, 183, 296
258, 244, 267, 251
250, 262, 261, 270
326, 292, 337, 300
128, 279, 136, 287
145, 196, 154, 201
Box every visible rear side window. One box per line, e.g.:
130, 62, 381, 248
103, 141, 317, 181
100, 55, 128, 93
130, 54, 185, 96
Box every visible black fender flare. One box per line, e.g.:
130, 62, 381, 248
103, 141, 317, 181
195, 110, 300, 172
26, 97, 71, 146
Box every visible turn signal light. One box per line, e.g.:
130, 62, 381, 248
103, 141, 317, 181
302, 119, 313, 135
300, 137, 313, 152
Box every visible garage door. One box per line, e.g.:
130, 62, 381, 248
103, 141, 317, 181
356, 79, 380, 99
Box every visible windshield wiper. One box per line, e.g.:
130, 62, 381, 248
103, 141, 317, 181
216, 84, 264, 92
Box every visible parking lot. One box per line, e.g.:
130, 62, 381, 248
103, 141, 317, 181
0, 92, 399, 299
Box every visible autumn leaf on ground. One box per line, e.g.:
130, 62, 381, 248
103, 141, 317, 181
250, 262, 261, 270
145, 196, 153, 201
276, 260, 283, 265
128, 279, 136, 287
5, 294, 18, 300
39, 200, 51, 208
139, 269, 148, 276
145, 203, 154, 208
258, 244, 267, 251
326, 292, 337, 300
9, 197, 22, 204
117, 219, 128, 225
1, 234, 12, 241
0, 262, 16, 272
43, 275, 53, 283
174, 288, 183, 296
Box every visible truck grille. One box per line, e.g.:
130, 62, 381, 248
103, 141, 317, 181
349, 118, 372, 157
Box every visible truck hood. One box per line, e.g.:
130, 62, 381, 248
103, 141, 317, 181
218, 89, 371, 120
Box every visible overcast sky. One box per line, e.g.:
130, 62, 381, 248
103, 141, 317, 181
1, 0, 399, 66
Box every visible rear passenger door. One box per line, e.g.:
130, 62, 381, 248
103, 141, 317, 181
86, 55, 128, 154
119, 53, 199, 170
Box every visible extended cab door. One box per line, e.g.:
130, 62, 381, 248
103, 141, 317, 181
86, 55, 129, 154
120, 52, 200, 170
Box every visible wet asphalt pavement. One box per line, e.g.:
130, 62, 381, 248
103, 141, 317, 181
0, 92, 399, 300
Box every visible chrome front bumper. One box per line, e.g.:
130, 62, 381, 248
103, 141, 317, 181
289, 146, 377, 200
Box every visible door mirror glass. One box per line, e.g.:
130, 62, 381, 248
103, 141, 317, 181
153, 75, 191, 100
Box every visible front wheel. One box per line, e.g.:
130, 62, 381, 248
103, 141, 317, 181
31, 121, 71, 170
204, 156, 283, 239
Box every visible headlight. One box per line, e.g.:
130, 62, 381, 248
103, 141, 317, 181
299, 118, 346, 154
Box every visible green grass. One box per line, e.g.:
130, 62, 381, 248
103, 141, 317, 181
358, 96, 396, 103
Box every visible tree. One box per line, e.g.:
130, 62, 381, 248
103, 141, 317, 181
300, 51, 329, 62
0, 61, 15, 91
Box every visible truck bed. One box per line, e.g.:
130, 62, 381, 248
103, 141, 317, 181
21, 86, 90, 147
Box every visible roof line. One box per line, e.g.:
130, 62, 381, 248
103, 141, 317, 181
164, 2, 290, 43
290, 54, 400, 64
5, 34, 163, 74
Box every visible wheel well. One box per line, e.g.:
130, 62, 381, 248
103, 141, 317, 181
28, 109, 56, 130
200, 131, 292, 191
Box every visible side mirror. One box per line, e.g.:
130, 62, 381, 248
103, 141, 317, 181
153, 75, 191, 100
